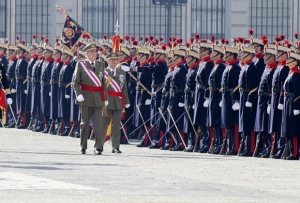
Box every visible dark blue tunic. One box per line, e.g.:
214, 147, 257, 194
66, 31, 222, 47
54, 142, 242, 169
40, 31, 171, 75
25, 57, 37, 112
31, 59, 43, 113
15, 57, 28, 114
50, 61, 63, 120
40, 59, 53, 118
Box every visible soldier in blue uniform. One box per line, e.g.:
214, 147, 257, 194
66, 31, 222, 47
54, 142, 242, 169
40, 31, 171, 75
49, 41, 64, 134
219, 45, 241, 155
57, 47, 74, 136
133, 42, 153, 147
253, 43, 277, 158
40, 40, 54, 133
268, 42, 289, 159
24, 35, 38, 129
193, 39, 214, 153
281, 46, 300, 160
159, 49, 177, 150
30, 37, 45, 132
5, 43, 17, 128
167, 44, 188, 151
133, 43, 168, 149
15, 38, 29, 129
118, 40, 133, 144
182, 44, 199, 152
206, 41, 226, 154
249, 30, 266, 78
237, 46, 259, 157
69, 49, 85, 137
0, 40, 12, 125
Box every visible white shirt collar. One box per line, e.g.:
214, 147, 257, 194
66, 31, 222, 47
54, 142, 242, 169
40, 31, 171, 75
108, 66, 116, 76
87, 59, 95, 65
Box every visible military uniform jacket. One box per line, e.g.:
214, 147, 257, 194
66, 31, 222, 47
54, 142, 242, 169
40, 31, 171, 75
50, 60, 63, 120
238, 60, 259, 132
15, 56, 28, 113
268, 61, 289, 134
25, 56, 38, 112
281, 67, 300, 138
207, 59, 226, 126
30, 58, 44, 113
0, 56, 10, 93
167, 62, 188, 132
73, 59, 107, 108
105, 67, 129, 110
183, 63, 198, 133
40, 58, 54, 117
252, 52, 265, 79
220, 60, 241, 128
254, 62, 277, 132
193, 56, 214, 126
6, 58, 17, 91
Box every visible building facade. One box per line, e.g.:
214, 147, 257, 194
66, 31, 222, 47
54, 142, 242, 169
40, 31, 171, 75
0, 0, 299, 46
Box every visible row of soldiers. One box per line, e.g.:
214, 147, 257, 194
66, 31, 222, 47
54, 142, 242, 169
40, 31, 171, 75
1, 30, 300, 159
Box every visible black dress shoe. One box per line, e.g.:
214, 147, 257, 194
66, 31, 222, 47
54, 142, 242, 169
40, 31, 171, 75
112, 148, 122, 153
170, 144, 184, 151
80, 149, 86, 154
94, 149, 102, 155
136, 143, 149, 147
198, 147, 209, 153
184, 146, 194, 152
285, 156, 299, 160
42, 126, 50, 133
59, 129, 70, 136
239, 152, 253, 157
6, 123, 15, 128
226, 151, 237, 155
16, 126, 26, 129
271, 151, 283, 159
148, 144, 160, 149
261, 153, 270, 158
160, 145, 170, 150
33, 126, 42, 132
211, 147, 221, 154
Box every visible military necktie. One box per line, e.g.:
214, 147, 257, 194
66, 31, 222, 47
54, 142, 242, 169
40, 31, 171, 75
91, 62, 95, 72
111, 70, 115, 77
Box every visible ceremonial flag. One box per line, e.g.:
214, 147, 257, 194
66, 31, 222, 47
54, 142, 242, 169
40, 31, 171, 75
56, 6, 85, 50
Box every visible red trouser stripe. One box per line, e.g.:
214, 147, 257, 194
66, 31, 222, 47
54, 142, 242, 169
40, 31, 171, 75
222, 128, 226, 139
293, 137, 298, 158
234, 124, 239, 152
21, 111, 26, 127
169, 132, 175, 148
143, 126, 150, 145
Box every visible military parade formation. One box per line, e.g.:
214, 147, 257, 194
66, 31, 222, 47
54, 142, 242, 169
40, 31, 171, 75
1, 16, 300, 160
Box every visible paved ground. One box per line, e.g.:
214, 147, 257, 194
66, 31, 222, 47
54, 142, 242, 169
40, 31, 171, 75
0, 128, 300, 203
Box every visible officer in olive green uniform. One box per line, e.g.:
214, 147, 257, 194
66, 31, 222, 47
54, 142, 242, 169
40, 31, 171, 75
73, 44, 108, 155
100, 53, 130, 153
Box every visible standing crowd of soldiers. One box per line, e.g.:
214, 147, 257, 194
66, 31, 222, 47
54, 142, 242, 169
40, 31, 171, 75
1, 29, 300, 160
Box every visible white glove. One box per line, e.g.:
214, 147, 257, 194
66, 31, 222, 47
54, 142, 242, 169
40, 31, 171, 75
278, 103, 283, 110
178, 102, 185, 107
219, 101, 222, 107
293, 110, 300, 116
203, 99, 209, 107
232, 102, 240, 111
192, 105, 194, 109
105, 100, 109, 106
267, 105, 270, 114
130, 61, 136, 68
24, 90, 27, 94
11, 89, 16, 93
245, 101, 252, 107
7, 98, 13, 105
77, 94, 84, 102
145, 99, 151, 105
49, 92, 51, 97
125, 104, 130, 108
120, 65, 130, 72
65, 95, 70, 99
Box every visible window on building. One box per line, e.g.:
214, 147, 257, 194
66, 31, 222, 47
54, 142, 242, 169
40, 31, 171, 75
0, 0, 6, 38
191, 0, 225, 40
15, 0, 51, 45
82, 0, 117, 40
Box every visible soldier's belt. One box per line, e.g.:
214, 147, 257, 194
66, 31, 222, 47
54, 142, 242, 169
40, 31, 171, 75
31, 78, 40, 83
26, 76, 31, 80
40, 81, 50, 86
184, 89, 195, 94
258, 91, 270, 96
284, 92, 294, 98
196, 83, 205, 90
108, 90, 125, 108
16, 76, 24, 80
271, 88, 280, 94
50, 80, 58, 85
221, 88, 233, 93
58, 82, 66, 87
170, 88, 182, 93
80, 84, 105, 101
151, 84, 163, 88
209, 87, 220, 92
239, 88, 249, 93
